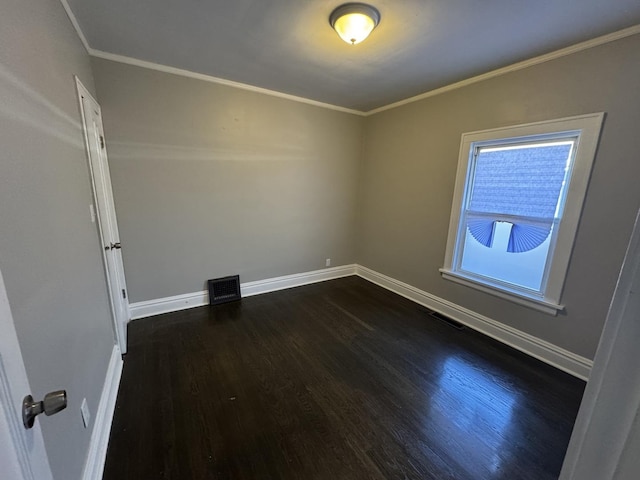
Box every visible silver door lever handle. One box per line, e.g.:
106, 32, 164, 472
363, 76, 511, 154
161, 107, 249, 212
23, 390, 67, 429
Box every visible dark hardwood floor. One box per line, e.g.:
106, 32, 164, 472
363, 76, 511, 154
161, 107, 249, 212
103, 276, 585, 480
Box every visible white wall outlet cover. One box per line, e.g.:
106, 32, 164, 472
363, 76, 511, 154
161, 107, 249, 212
80, 398, 91, 428
326, 258, 331, 267
89, 204, 96, 223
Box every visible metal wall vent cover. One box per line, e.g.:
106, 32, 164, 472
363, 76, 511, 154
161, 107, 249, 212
208, 275, 241, 305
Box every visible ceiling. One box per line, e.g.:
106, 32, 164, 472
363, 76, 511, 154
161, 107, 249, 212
65, 0, 640, 112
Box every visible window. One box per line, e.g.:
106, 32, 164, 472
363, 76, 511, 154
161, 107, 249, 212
441, 114, 604, 314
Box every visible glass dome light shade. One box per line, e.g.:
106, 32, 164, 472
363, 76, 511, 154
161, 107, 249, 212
330, 4, 380, 45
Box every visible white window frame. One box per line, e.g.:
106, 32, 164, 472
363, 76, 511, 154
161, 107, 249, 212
440, 113, 604, 315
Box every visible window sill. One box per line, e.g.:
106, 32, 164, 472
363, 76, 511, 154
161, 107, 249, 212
439, 269, 564, 316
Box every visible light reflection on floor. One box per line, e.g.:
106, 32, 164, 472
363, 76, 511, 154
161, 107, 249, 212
431, 356, 517, 476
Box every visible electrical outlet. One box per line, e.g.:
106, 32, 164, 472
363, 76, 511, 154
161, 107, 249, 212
80, 398, 91, 428
325, 258, 331, 267
89, 204, 96, 223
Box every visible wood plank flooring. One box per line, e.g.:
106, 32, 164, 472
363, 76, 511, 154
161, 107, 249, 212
103, 276, 585, 479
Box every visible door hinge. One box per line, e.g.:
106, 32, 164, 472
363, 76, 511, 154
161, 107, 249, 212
122, 289, 127, 299
100, 135, 105, 149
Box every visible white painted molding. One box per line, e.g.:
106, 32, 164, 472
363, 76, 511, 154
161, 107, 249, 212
559, 209, 640, 480
129, 264, 357, 320
56, 0, 639, 118
365, 24, 640, 116
440, 269, 563, 316
90, 23, 640, 118
58, 0, 91, 53
128, 262, 591, 379
81, 345, 123, 480
355, 265, 593, 380
440, 113, 604, 317
130, 290, 209, 321
241, 264, 356, 297
89, 50, 365, 117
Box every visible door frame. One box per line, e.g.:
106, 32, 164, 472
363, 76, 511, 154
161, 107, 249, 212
75, 77, 129, 354
559, 207, 640, 479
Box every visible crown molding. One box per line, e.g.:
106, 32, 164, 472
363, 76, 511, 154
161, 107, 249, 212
366, 24, 640, 116
58, 0, 639, 118
90, 50, 365, 116
58, 0, 91, 53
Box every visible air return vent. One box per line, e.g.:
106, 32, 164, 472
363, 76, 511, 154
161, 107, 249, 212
208, 275, 241, 305
420, 307, 465, 330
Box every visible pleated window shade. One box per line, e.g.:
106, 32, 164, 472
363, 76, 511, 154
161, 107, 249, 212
466, 142, 573, 253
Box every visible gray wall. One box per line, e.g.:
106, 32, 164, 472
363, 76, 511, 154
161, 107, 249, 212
91, 58, 364, 303
92, 34, 640, 360
615, 411, 640, 479
0, 0, 116, 479
358, 33, 640, 359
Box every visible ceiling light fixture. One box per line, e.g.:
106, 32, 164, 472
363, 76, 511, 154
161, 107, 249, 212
329, 3, 380, 45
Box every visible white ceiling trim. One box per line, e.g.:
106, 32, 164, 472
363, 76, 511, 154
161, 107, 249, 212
58, 0, 639, 118
89, 50, 365, 116
58, 0, 90, 53
366, 24, 640, 116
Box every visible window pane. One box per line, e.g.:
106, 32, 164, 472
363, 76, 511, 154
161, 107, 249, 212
469, 142, 573, 219
460, 224, 553, 291
458, 140, 574, 293
442, 114, 604, 312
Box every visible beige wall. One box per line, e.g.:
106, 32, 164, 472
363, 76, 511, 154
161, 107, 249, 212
0, 2, 636, 477
0, 0, 116, 478
92, 33, 640, 361
91, 58, 364, 303
358, 34, 640, 359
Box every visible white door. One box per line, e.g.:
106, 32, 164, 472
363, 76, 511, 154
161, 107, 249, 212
559, 208, 640, 480
0, 268, 54, 480
76, 78, 129, 354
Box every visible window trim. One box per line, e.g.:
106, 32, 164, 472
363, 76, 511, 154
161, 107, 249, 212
441, 113, 605, 315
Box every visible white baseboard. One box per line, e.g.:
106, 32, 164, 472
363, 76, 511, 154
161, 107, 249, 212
81, 345, 123, 480
129, 264, 357, 320
355, 265, 593, 380
128, 263, 591, 379
241, 264, 356, 297
129, 290, 208, 320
